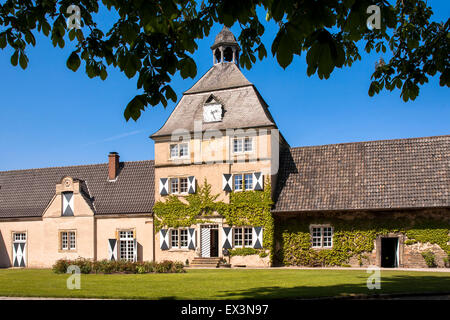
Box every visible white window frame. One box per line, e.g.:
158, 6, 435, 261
60, 230, 76, 251
13, 232, 27, 242
233, 227, 253, 248
310, 225, 333, 249
233, 173, 254, 191
170, 228, 188, 249
170, 142, 189, 159
169, 177, 189, 195
119, 230, 135, 261
232, 137, 253, 154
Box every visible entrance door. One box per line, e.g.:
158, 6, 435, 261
12, 232, 27, 267
201, 225, 218, 258
210, 229, 219, 257
381, 237, 398, 268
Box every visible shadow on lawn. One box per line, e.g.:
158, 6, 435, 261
216, 274, 450, 299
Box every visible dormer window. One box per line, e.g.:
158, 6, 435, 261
62, 192, 74, 216
170, 143, 189, 159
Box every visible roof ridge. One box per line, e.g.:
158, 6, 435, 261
0, 159, 154, 174
289, 135, 450, 151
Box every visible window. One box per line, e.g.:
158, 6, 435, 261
60, 231, 76, 251
233, 227, 253, 248
13, 233, 26, 242
62, 191, 74, 216
170, 228, 188, 249
311, 226, 333, 248
233, 137, 253, 153
233, 173, 253, 191
169, 177, 188, 194
171, 229, 179, 248
119, 230, 135, 261
170, 178, 179, 194
170, 143, 189, 159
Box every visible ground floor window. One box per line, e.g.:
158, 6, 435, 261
170, 228, 188, 249
59, 231, 76, 251
233, 227, 252, 248
119, 230, 135, 261
311, 225, 333, 248
13, 232, 26, 242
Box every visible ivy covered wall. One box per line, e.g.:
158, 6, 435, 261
274, 210, 450, 267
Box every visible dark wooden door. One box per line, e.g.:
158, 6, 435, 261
210, 229, 219, 257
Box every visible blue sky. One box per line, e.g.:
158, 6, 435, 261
0, 2, 448, 171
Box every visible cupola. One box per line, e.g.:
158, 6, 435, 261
211, 26, 240, 66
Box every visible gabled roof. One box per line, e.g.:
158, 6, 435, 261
151, 63, 277, 138
273, 135, 450, 212
0, 160, 155, 218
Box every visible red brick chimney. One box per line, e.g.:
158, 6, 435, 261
108, 152, 120, 181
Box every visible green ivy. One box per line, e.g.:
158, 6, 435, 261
275, 214, 450, 267
153, 179, 274, 260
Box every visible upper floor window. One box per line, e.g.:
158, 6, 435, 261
311, 226, 333, 248
233, 173, 253, 191
233, 137, 253, 153
170, 177, 188, 194
170, 143, 189, 159
60, 231, 76, 251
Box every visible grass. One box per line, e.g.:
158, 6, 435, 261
0, 268, 449, 299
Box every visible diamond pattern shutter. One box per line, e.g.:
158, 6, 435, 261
160, 229, 169, 250
62, 192, 74, 216
222, 174, 232, 192
188, 228, 196, 249
13, 242, 26, 267
221, 227, 232, 249
108, 239, 117, 261
188, 176, 196, 194
252, 227, 263, 249
159, 178, 169, 196
253, 172, 263, 191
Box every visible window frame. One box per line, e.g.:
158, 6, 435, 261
59, 230, 77, 252
310, 225, 333, 249
233, 227, 253, 248
169, 177, 189, 195
118, 230, 135, 261
232, 137, 253, 154
233, 173, 254, 191
13, 232, 27, 243
169, 228, 189, 250
169, 142, 189, 160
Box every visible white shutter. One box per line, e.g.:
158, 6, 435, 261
253, 172, 263, 191
252, 227, 263, 249
160, 229, 169, 250
222, 174, 232, 192
62, 192, 74, 216
159, 178, 169, 195
188, 228, 196, 249
221, 227, 232, 249
108, 239, 117, 261
133, 239, 137, 262
188, 176, 196, 194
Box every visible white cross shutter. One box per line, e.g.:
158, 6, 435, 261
253, 172, 263, 191
252, 227, 263, 249
133, 238, 137, 262
159, 178, 169, 196
222, 174, 232, 192
188, 228, 196, 249
13, 242, 26, 267
62, 192, 74, 216
160, 229, 169, 250
221, 227, 232, 249
108, 239, 117, 261
188, 176, 196, 194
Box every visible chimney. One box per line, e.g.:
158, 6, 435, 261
108, 152, 120, 181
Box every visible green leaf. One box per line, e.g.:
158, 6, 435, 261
164, 85, 177, 102
276, 32, 294, 69
11, 50, 19, 66
179, 57, 197, 79
19, 52, 28, 69
0, 33, 6, 49
66, 52, 81, 72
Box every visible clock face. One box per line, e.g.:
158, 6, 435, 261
203, 104, 222, 122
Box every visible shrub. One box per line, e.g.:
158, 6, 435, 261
421, 251, 437, 268
52, 259, 185, 274
443, 255, 449, 268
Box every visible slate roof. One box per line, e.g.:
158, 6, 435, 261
0, 160, 154, 218
211, 26, 239, 49
151, 63, 277, 137
273, 135, 450, 212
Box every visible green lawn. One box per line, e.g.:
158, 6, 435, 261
0, 268, 449, 299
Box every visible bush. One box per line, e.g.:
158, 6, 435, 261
52, 259, 185, 274
443, 255, 449, 268
421, 251, 437, 268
